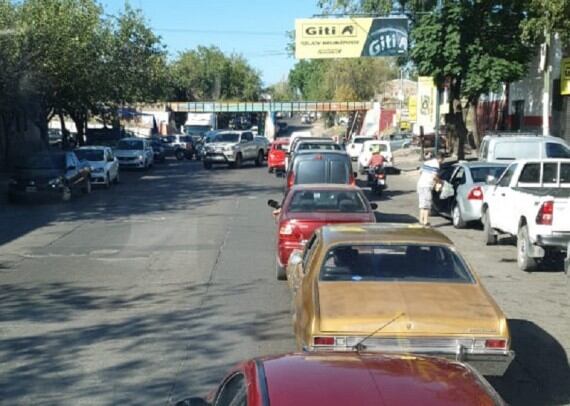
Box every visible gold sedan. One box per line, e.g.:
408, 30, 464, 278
286, 223, 514, 376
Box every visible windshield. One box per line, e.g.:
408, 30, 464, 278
320, 244, 474, 283
353, 138, 373, 144
288, 190, 367, 213
298, 143, 341, 151
216, 133, 240, 143
20, 154, 65, 170
470, 166, 507, 183
184, 125, 210, 135
75, 149, 104, 162
367, 144, 388, 153
117, 140, 144, 150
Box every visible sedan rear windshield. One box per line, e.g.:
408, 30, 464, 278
272, 143, 288, 151
288, 190, 367, 213
75, 150, 104, 161
320, 244, 474, 283
117, 140, 144, 150
298, 143, 341, 151
470, 166, 507, 183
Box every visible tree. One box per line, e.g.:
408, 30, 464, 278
522, 0, 570, 45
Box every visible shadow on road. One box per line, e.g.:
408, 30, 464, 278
488, 319, 570, 406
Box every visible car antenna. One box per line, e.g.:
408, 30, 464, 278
353, 312, 406, 352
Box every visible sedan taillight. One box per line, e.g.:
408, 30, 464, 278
467, 186, 483, 200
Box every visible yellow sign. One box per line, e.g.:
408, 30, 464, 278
408, 95, 417, 122
562, 58, 570, 96
417, 77, 436, 132
295, 17, 408, 59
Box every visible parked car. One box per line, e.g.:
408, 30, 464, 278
268, 184, 376, 280
162, 134, 195, 160
432, 162, 508, 228
203, 130, 266, 169
347, 136, 374, 161
388, 132, 412, 150
267, 137, 290, 173
285, 151, 355, 193
149, 137, 167, 163
412, 133, 448, 149
8, 151, 91, 202
75, 146, 120, 188
357, 140, 392, 174
301, 114, 312, 124
114, 138, 154, 169
478, 133, 570, 163
481, 158, 570, 273
285, 223, 514, 376
175, 352, 505, 406
286, 138, 340, 170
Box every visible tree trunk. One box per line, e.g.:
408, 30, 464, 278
70, 111, 87, 147
59, 111, 69, 149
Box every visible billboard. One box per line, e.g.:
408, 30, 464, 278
562, 58, 570, 96
295, 17, 408, 59
416, 76, 436, 134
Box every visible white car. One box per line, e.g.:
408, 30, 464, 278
347, 136, 374, 161
75, 146, 120, 188
357, 140, 392, 173
479, 134, 570, 163
114, 137, 154, 169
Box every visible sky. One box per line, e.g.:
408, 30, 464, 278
101, 0, 320, 86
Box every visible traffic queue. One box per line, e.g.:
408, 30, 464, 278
176, 133, 509, 405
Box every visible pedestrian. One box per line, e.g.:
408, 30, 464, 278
417, 152, 444, 226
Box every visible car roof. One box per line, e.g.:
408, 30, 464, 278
261, 353, 500, 406
78, 146, 107, 150
458, 161, 508, 168
119, 137, 144, 141
319, 223, 454, 247
484, 134, 563, 142
297, 139, 336, 144
294, 150, 349, 157
363, 140, 389, 145
289, 184, 363, 193
272, 137, 290, 144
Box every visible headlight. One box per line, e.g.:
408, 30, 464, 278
92, 167, 104, 173
138, 155, 144, 160
48, 177, 62, 186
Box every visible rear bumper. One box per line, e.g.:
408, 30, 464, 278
535, 234, 570, 249
278, 241, 305, 266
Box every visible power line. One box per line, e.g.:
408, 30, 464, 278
153, 28, 286, 37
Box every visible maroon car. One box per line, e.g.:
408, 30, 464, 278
176, 353, 505, 406
268, 184, 376, 280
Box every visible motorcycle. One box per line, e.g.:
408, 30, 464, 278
367, 165, 387, 196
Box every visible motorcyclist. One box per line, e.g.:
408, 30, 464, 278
367, 148, 385, 183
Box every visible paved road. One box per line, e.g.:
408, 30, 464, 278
0, 151, 568, 405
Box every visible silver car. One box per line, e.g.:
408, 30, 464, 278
432, 161, 507, 228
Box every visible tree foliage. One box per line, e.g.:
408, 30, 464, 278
169, 46, 262, 101
521, 0, 570, 44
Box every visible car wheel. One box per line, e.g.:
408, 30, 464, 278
482, 209, 497, 245
203, 161, 212, 170
268, 167, 274, 173
175, 150, 185, 160
113, 172, 120, 184
105, 173, 111, 189
62, 186, 72, 202
233, 153, 242, 169
82, 179, 92, 195
517, 224, 537, 272
452, 203, 466, 229
255, 150, 263, 167
276, 262, 287, 281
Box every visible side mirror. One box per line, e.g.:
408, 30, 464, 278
175, 397, 209, 406
486, 175, 497, 185
353, 172, 358, 178
267, 199, 281, 209
370, 203, 378, 210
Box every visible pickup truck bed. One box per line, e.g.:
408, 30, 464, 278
511, 188, 570, 198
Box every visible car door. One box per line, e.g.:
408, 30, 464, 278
241, 132, 254, 158
448, 166, 467, 214
489, 163, 518, 231
432, 164, 457, 214
65, 153, 81, 190
294, 234, 319, 336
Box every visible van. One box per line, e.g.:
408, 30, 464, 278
479, 134, 570, 163
285, 151, 355, 193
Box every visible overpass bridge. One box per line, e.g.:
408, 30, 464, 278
167, 101, 374, 113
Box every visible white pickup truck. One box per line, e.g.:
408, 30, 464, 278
203, 130, 267, 169
481, 159, 570, 273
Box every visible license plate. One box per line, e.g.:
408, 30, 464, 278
377, 179, 385, 185
25, 186, 37, 192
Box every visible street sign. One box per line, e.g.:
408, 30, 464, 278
295, 17, 408, 59
562, 57, 570, 96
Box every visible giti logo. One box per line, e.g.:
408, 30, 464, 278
303, 24, 356, 38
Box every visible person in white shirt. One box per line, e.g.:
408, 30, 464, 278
417, 152, 444, 226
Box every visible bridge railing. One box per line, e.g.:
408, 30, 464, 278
167, 101, 374, 113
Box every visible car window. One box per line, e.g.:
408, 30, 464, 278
215, 373, 247, 406
518, 163, 540, 183
329, 160, 350, 184
494, 141, 538, 160
295, 160, 326, 184
545, 143, 570, 158
479, 139, 489, 159
320, 244, 474, 283
543, 163, 558, 183
298, 143, 340, 151
353, 137, 373, 144
561, 164, 570, 184
498, 164, 517, 187
242, 132, 253, 142
452, 167, 465, 185
470, 166, 507, 183
288, 190, 367, 213
117, 140, 144, 150
75, 149, 104, 162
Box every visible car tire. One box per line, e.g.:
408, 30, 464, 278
255, 150, 263, 167
82, 179, 91, 195
62, 186, 72, 202
452, 203, 466, 229
113, 172, 120, 185
482, 209, 497, 245
276, 262, 287, 281
203, 161, 212, 170
268, 167, 274, 173
175, 150, 185, 160
233, 153, 242, 169
105, 173, 111, 189
517, 224, 537, 272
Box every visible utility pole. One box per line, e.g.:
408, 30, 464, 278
434, 0, 443, 153
542, 30, 551, 136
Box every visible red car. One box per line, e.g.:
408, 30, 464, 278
268, 184, 376, 280
175, 352, 505, 406
267, 137, 290, 173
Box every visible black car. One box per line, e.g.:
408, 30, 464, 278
8, 151, 92, 202
150, 138, 167, 163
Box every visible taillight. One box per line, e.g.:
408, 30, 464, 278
313, 336, 334, 346
536, 201, 554, 225
467, 186, 483, 200
287, 171, 295, 188
279, 221, 302, 241
485, 339, 507, 350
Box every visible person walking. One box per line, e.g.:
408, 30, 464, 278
417, 152, 444, 226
